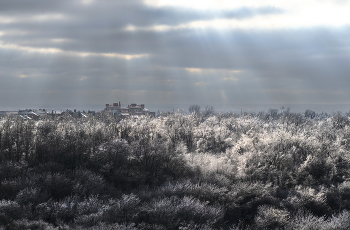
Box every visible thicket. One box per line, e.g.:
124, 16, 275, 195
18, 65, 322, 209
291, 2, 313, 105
1, 109, 350, 229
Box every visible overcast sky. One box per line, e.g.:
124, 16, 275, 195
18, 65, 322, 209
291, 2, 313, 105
1, 0, 350, 111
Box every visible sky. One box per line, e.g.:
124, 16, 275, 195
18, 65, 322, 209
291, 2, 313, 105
1, 0, 350, 112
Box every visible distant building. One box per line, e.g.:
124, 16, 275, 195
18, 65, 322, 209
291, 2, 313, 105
61, 109, 88, 118
128, 103, 146, 116
105, 102, 151, 117
27, 112, 40, 120
35, 109, 48, 117
105, 102, 129, 116
18, 110, 40, 120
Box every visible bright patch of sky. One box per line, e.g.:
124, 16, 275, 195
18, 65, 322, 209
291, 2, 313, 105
141, 0, 350, 30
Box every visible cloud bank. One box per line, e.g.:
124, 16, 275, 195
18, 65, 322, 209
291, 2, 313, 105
0, 0, 350, 111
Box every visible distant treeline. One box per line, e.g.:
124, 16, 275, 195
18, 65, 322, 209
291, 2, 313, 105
1, 109, 350, 229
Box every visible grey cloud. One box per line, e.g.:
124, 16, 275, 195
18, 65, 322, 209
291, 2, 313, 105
0, 0, 70, 14
1, 1, 350, 109
0, 0, 141, 15
0, 1, 285, 56
0, 0, 283, 26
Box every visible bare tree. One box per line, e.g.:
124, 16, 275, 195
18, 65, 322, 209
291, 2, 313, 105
203, 105, 214, 117
189, 105, 201, 115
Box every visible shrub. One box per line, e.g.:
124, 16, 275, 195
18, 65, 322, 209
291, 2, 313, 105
154, 180, 229, 206
88, 140, 132, 189
225, 182, 279, 224
332, 112, 349, 129
286, 209, 350, 230
75, 194, 141, 227
136, 222, 167, 230
255, 205, 290, 229
6, 219, 55, 230
42, 172, 74, 200
337, 181, 350, 209
36, 196, 79, 224
0, 177, 25, 200
102, 193, 141, 224
74, 212, 104, 228
286, 209, 325, 230
297, 155, 333, 185
76, 196, 103, 216
140, 196, 224, 229
0, 161, 28, 180
73, 169, 114, 198
15, 187, 49, 206
327, 210, 350, 229
77, 222, 138, 230
330, 155, 350, 183
286, 186, 331, 217
0, 200, 22, 225
72, 196, 105, 227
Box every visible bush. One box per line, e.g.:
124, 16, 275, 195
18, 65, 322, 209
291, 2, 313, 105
225, 182, 279, 224
286, 209, 350, 230
255, 205, 290, 229
0, 177, 25, 200
74, 212, 104, 228
0, 200, 22, 225
285, 186, 331, 217
297, 155, 333, 185
140, 196, 224, 229
15, 187, 49, 206
286, 209, 324, 230
6, 219, 55, 230
102, 193, 141, 224
42, 172, 74, 200
73, 169, 115, 198
327, 210, 350, 229
0, 161, 28, 180
332, 112, 349, 129
156, 180, 229, 206
75, 194, 141, 227
36, 196, 79, 224
77, 222, 138, 230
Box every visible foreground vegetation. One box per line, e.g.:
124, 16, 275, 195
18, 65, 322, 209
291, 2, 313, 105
1, 108, 350, 229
